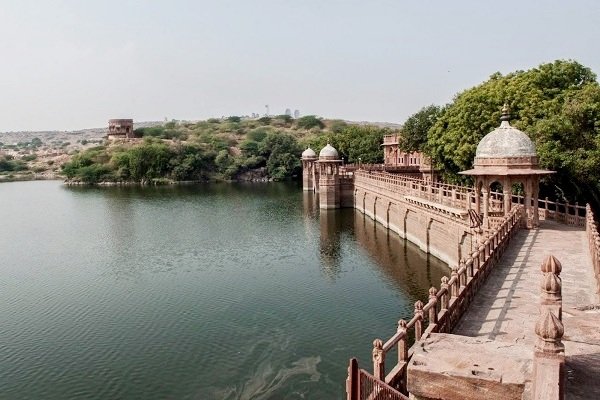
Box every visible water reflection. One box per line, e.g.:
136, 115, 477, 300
318, 210, 344, 280
352, 209, 448, 300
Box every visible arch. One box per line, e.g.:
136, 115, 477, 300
402, 208, 410, 239
458, 230, 470, 261
386, 201, 392, 229
373, 196, 378, 223
426, 217, 434, 253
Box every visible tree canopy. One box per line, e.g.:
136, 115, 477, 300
400, 105, 443, 152
426, 60, 600, 204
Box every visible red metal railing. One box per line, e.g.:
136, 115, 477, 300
347, 358, 409, 400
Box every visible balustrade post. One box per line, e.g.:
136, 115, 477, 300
459, 262, 467, 288
397, 319, 408, 363
472, 250, 479, 271
478, 243, 486, 267
462, 259, 470, 280
532, 308, 565, 400
414, 300, 424, 341
440, 276, 449, 310
541, 255, 563, 320
372, 339, 385, 381
428, 287, 438, 327
451, 267, 459, 297
347, 358, 359, 400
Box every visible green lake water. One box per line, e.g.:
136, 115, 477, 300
0, 180, 447, 399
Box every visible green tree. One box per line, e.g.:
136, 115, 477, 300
259, 132, 301, 179
333, 125, 388, 163
257, 116, 271, 125
427, 59, 600, 204
400, 105, 443, 152
296, 115, 324, 130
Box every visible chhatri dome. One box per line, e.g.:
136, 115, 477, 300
461, 104, 554, 175
319, 143, 339, 160
460, 103, 554, 230
301, 147, 317, 159
475, 104, 537, 159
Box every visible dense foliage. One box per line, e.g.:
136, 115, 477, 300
420, 60, 600, 204
0, 155, 28, 172
400, 105, 443, 152
62, 117, 396, 184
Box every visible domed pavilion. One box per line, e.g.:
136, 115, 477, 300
317, 143, 343, 209
460, 105, 554, 229
301, 147, 318, 191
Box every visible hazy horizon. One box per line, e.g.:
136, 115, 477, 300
1, 0, 599, 132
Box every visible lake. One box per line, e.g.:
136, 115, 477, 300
0, 180, 447, 399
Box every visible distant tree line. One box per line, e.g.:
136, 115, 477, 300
60, 114, 394, 184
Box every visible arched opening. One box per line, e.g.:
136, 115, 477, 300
489, 181, 504, 214
512, 182, 525, 204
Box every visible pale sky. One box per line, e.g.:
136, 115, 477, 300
1, 0, 599, 131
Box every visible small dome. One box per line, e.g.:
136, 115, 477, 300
301, 147, 317, 158
319, 143, 339, 160
475, 106, 536, 158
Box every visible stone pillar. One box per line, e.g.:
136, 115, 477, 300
302, 159, 314, 191
524, 179, 533, 228
475, 180, 482, 216
482, 187, 490, 229
532, 176, 540, 228
541, 255, 562, 320
318, 161, 340, 209
532, 309, 565, 400
503, 177, 512, 216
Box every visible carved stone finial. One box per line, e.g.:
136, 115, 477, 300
500, 103, 511, 122
397, 319, 408, 332
414, 300, 424, 312
429, 287, 437, 297
541, 272, 562, 297
451, 266, 458, 277
535, 309, 565, 354
373, 338, 383, 349
441, 276, 449, 285
541, 255, 562, 275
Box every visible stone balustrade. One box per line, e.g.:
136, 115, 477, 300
532, 255, 565, 400
586, 204, 600, 292
360, 205, 524, 395
354, 170, 472, 212
354, 170, 588, 227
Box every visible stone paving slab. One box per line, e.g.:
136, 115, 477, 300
453, 220, 599, 399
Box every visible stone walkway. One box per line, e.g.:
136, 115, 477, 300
454, 220, 600, 399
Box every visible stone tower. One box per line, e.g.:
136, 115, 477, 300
108, 119, 134, 140
317, 143, 342, 209
301, 147, 317, 191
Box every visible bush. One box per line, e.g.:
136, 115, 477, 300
21, 154, 37, 162
247, 128, 269, 142
296, 115, 324, 130
257, 116, 271, 125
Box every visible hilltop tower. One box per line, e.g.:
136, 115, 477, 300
317, 143, 342, 209
108, 119, 134, 140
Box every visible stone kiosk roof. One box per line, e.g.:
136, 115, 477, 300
318, 143, 341, 161
475, 120, 536, 158
301, 147, 317, 159
460, 105, 554, 177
